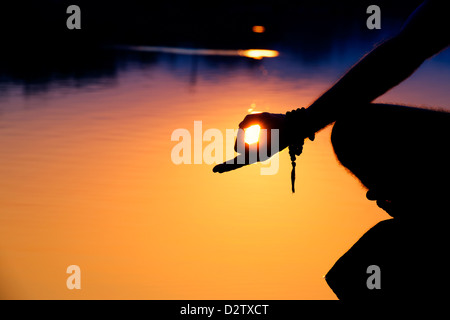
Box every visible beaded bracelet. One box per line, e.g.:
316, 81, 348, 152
285, 108, 315, 193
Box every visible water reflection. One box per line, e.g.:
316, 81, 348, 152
114, 45, 279, 60
0, 40, 372, 98
0, 11, 397, 98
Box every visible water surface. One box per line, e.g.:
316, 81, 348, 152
1, 42, 449, 299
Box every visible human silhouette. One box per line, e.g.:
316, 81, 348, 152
213, 0, 450, 301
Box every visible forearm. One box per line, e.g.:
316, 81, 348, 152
306, 35, 427, 133
305, 0, 450, 133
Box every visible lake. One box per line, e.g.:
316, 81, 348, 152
1, 39, 449, 299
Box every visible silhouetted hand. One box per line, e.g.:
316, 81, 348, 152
213, 112, 289, 173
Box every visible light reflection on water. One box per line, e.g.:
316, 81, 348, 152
0, 43, 449, 299
114, 45, 279, 60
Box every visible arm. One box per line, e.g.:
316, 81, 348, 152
213, 0, 449, 174
306, 0, 450, 133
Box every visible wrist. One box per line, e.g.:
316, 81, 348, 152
284, 107, 315, 194
285, 107, 316, 146
305, 100, 336, 133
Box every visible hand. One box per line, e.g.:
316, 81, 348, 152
213, 112, 289, 173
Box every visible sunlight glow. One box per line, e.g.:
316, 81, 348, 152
252, 26, 265, 33
116, 46, 279, 60
239, 49, 279, 60
244, 125, 261, 145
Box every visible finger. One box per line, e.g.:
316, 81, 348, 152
234, 129, 244, 152
366, 190, 380, 200
213, 162, 246, 173
238, 113, 266, 128
212, 155, 249, 173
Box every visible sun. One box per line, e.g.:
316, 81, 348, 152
244, 125, 261, 145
